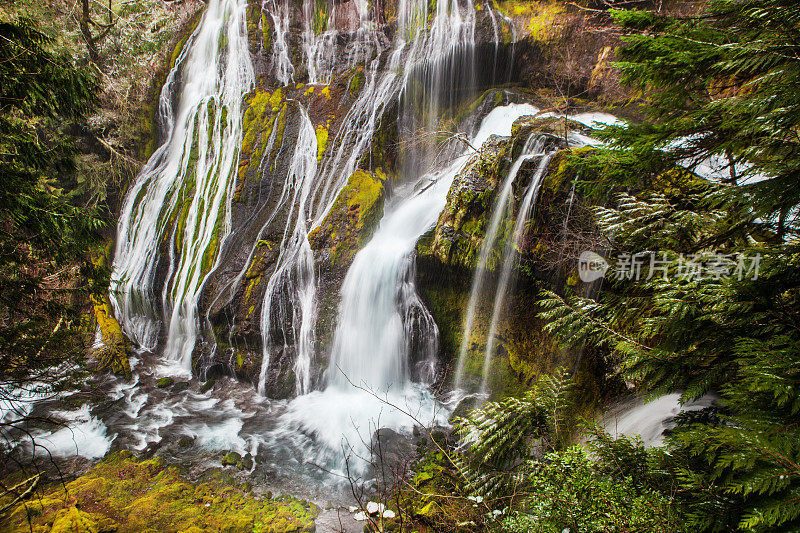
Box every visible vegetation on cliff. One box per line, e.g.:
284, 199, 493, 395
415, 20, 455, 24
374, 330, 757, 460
376, 1, 800, 532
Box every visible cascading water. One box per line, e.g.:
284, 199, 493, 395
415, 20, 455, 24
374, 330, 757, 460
257, 109, 319, 395
97, 0, 549, 492
479, 151, 556, 394
602, 393, 715, 447
268, 0, 294, 86
276, 104, 548, 475
256, 0, 478, 397
110, 0, 254, 374
453, 126, 545, 389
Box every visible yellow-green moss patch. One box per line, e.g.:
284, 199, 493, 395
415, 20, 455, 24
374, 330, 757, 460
308, 169, 386, 267
90, 295, 132, 379
314, 123, 328, 162
1, 451, 318, 533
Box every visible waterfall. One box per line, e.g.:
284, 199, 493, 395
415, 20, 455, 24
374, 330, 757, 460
602, 393, 715, 447
110, 0, 254, 375
268, 0, 294, 86
301, 0, 335, 85
278, 103, 551, 475
256, 0, 478, 396
479, 151, 556, 394
453, 130, 545, 390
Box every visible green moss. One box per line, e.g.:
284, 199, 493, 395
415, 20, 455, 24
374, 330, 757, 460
309, 169, 386, 266
174, 200, 192, 251
200, 210, 226, 276
156, 377, 174, 388
221, 451, 242, 467
200, 378, 216, 393
495, 0, 565, 41
246, 0, 264, 53
314, 123, 328, 162
241, 240, 273, 312
313, 0, 329, 34
91, 295, 132, 379
1, 451, 319, 533
261, 13, 272, 53
348, 67, 365, 95
49, 506, 119, 533
239, 89, 286, 184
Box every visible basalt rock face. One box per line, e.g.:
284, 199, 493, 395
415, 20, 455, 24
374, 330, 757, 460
130, 0, 634, 398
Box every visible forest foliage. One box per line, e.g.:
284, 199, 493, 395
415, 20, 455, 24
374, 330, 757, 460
0, 0, 798, 531
0, 15, 101, 467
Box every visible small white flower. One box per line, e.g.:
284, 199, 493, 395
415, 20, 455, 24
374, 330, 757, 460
348, 506, 358, 513
382, 510, 396, 519
366, 501, 384, 515
353, 512, 368, 521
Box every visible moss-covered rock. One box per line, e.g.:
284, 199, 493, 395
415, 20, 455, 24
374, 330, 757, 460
156, 377, 175, 389
50, 506, 119, 533
309, 169, 386, 267
222, 451, 242, 467
423, 135, 512, 270
0, 451, 319, 533
512, 114, 588, 140
90, 294, 132, 379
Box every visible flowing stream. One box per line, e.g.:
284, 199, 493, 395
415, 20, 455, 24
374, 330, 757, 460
110, 0, 254, 376
453, 128, 543, 390
277, 103, 557, 476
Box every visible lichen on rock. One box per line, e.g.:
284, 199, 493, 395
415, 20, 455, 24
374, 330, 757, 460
425, 135, 512, 270
309, 169, 387, 267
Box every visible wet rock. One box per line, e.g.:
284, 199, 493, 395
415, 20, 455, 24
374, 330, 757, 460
199, 378, 216, 393
155, 377, 174, 389
371, 428, 415, 470
309, 169, 386, 268
261, 348, 299, 399
221, 451, 242, 467
451, 395, 483, 421
511, 114, 589, 141
171, 381, 190, 393
177, 435, 194, 448
90, 294, 132, 380
241, 453, 254, 471
420, 135, 511, 270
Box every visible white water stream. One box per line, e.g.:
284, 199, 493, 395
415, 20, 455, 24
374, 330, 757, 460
110, 0, 254, 376
277, 103, 554, 475
453, 128, 543, 389
257, 0, 478, 397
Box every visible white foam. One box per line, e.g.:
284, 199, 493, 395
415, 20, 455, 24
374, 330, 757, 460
34, 404, 114, 459
276, 384, 448, 475
569, 111, 625, 128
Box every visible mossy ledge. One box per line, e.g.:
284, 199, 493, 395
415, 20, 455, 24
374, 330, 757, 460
0, 451, 318, 533
90, 294, 132, 380
309, 169, 386, 268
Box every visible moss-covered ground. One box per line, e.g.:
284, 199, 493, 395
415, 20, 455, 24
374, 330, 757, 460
0, 451, 318, 533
